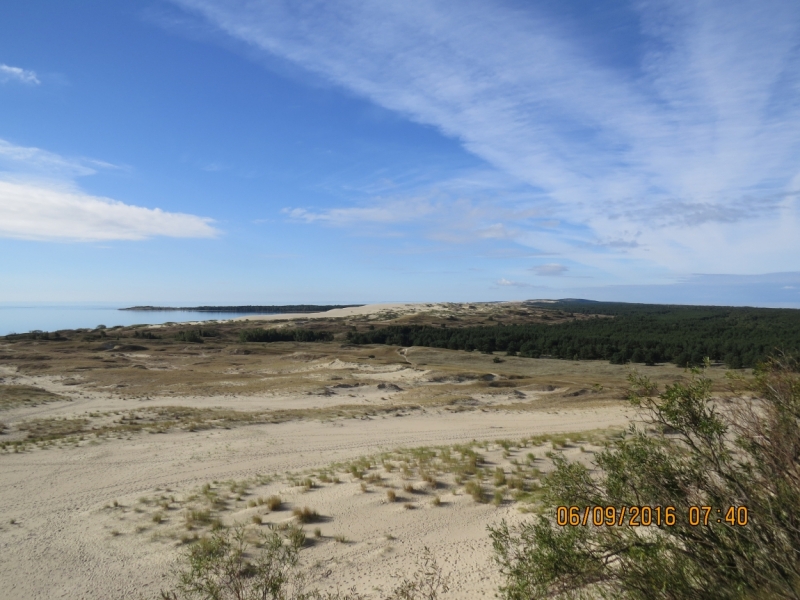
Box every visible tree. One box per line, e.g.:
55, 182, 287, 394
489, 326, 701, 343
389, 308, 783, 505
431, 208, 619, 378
490, 357, 800, 600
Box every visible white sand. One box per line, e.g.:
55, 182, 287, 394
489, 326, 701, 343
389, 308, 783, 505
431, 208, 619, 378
0, 403, 630, 599
230, 302, 488, 323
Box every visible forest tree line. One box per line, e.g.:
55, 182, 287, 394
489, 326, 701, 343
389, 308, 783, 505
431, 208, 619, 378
239, 328, 334, 343
347, 302, 800, 368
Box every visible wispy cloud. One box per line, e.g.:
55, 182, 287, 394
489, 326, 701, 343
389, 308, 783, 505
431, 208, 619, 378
283, 198, 435, 226
173, 0, 800, 277
531, 264, 568, 277
496, 278, 530, 288
0, 64, 40, 85
0, 139, 118, 179
282, 180, 542, 244
0, 139, 217, 241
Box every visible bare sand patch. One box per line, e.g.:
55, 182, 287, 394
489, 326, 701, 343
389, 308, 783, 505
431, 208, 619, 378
0, 404, 630, 599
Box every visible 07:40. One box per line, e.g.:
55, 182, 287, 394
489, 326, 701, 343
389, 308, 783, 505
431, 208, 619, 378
689, 506, 749, 526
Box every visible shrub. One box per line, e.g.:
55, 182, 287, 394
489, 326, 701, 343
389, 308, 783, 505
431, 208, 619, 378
162, 527, 449, 599
161, 526, 304, 600
490, 358, 800, 600
386, 490, 397, 503
266, 496, 282, 511
175, 330, 204, 344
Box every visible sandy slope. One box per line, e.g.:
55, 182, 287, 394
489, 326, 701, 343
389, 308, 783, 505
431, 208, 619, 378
229, 302, 483, 323
0, 404, 630, 599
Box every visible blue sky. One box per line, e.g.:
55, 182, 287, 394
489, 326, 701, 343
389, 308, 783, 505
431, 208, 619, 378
1, 0, 799, 307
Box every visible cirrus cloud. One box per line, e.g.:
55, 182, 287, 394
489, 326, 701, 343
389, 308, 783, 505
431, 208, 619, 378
171, 0, 800, 278
0, 64, 40, 85
531, 263, 568, 277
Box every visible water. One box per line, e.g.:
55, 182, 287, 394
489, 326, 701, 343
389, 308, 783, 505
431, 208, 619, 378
0, 304, 267, 336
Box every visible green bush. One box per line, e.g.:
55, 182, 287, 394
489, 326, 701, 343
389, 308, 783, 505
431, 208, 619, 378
175, 330, 204, 343
239, 329, 333, 343
490, 357, 800, 599
161, 526, 448, 600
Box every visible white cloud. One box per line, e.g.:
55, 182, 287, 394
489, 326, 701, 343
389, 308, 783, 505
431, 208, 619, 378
0, 180, 216, 242
0, 64, 40, 85
497, 278, 530, 288
283, 198, 434, 226
173, 0, 800, 278
0, 139, 217, 242
531, 264, 568, 277
0, 139, 114, 179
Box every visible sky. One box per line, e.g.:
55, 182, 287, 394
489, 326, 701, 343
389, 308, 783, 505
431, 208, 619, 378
1, 0, 800, 307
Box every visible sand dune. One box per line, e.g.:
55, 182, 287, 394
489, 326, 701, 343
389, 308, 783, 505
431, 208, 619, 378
0, 401, 629, 599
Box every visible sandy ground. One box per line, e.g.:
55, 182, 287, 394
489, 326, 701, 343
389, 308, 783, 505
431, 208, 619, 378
0, 401, 630, 599
229, 302, 496, 323
0, 304, 659, 599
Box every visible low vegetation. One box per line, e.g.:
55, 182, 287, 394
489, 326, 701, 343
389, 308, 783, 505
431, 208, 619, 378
239, 328, 334, 343
161, 525, 448, 600
490, 357, 800, 599
348, 301, 800, 367
0, 384, 67, 410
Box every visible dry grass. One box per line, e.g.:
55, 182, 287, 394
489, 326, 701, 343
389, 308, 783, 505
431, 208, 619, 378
0, 302, 739, 451
0, 384, 67, 410
292, 506, 319, 523
115, 427, 619, 549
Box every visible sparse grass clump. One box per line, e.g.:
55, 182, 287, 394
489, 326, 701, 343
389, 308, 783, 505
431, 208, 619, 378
292, 506, 319, 524
493, 467, 506, 487
464, 480, 486, 503
265, 495, 282, 511
184, 509, 212, 530
386, 490, 397, 503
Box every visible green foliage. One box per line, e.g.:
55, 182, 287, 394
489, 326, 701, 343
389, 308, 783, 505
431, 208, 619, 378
133, 329, 160, 339
347, 302, 800, 368
162, 525, 315, 600
175, 330, 204, 343
162, 526, 449, 600
490, 357, 800, 600
239, 329, 333, 343
4, 330, 67, 341
384, 547, 449, 600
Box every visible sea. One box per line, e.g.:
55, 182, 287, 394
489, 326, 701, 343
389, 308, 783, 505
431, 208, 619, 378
0, 304, 266, 336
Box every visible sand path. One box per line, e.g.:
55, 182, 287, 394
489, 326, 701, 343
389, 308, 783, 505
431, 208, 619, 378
0, 406, 630, 599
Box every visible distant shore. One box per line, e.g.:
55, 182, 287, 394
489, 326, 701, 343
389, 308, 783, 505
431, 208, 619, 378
119, 304, 363, 313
